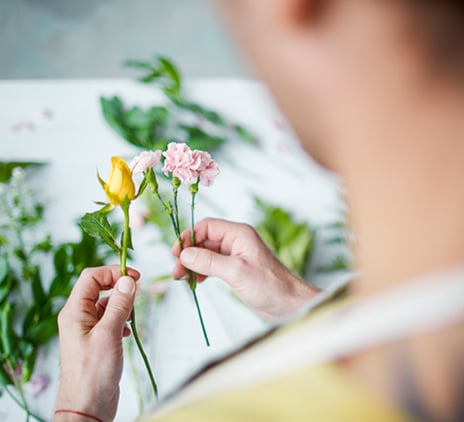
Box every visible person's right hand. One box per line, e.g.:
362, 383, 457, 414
172, 218, 318, 319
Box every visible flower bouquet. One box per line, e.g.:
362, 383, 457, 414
80, 142, 219, 399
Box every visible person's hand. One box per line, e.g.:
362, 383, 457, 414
55, 265, 140, 422
172, 218, 318, 319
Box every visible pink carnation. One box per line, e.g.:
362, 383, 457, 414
193, 150, 219, 186
162, 142, 198, 184
130, 150, 162, 175
162, 142, 219, 186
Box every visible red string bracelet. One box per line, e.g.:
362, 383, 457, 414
55, 409, 103, 422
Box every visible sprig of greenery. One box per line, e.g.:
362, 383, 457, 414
254, 198, 351, 278
316, 221, 350, 273
0, 164, 106, 421
100, 55, 257, 154
0, 162, 46, 183
254, 197, 315, 278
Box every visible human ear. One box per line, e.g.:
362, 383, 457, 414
271, 0, 328, 32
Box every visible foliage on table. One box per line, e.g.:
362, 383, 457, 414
100, 55, 257, 154
254, 197, 315, 278
0, 163, 106, 422
254, 197, 349, 279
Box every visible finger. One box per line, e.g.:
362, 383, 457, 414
187, 218, 252, 255
123, 325, 131, 337
173, 218, 248, 257
67, 265, 140, 311
172, 258, 186, 280
96, 296, 110, 320
99, 276, 136, 334
180, 247, 243, 280
171, 230, 193, 257
172, 255, 209, 282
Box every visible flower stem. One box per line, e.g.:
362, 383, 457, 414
192, 289, 210, 347
189, 187, 209, 346
4, 386, 46, 422
120, 201, 158, 399
120, 202, 130, 276
130, 309, 158, 397
4, 357, 45, 422
190, 188, 198, 288
126, 339, 144, 414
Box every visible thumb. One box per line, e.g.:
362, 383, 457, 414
180, 247, 242, 281
101, 276, 136, 333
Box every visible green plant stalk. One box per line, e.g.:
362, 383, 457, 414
4, 386, 46, 422
126, 339, 144, 414
189, 187, 209, 347
171, 182, 209, 347
4, 357, 46, 422
120, 202, 158, 398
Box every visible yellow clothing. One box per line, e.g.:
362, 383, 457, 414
140, 295, 414, 422
147, 363, 412, 422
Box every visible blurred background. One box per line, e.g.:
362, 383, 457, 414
0, 0, 246, 79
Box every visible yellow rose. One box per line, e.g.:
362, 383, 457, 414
99, 157, 135, 206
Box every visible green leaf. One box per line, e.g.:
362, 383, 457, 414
0, 161, 46, 183
317, 255, 348, 273
0, 303, 16, 357
177, 101, 226, 127
80, 212, 120, 254
179, 125, 226, 152
31, 268, 46, 306
234, 125, 258, 145
0, 279, 13, 304
124, 59, 155, 70
19, 344, 36, 383
100, 96, 170, 150
100, 96, 130, 140
158, 56, 182, 95
31, 235, 53, 253
0, 363, 12, 386
0, 256, 8, 285
24, 315, 58, 346
254, 197, 314, 277
125, 55, 182, 98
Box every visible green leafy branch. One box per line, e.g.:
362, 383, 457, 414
254, 197, 315, 278
0, 164, 107, 421
254, 198, 351, 279
100, 55, 257, 155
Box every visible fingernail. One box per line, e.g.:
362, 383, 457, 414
180, 248, 196, 265
117, 276, 135, 294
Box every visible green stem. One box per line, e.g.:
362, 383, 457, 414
189, 188, 209, 346
120, 204, 130, 277
192, 289, 210, 347
120, 202, 158, 399
152, 185, 180, 235
4, 358, 45, 422
126, 340, 144, 414
190, 190, 198, 288
4, 386, 46, 422
130, 309, 158, 397
172, 183, 181, 236
170, 183, 209, 347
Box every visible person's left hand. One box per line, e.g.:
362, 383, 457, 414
55, 265, 140, 422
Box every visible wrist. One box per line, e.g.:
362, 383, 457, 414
56, 391, 110, 422
276, 273, 319, 317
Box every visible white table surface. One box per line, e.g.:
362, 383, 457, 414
0, 78, 345, 421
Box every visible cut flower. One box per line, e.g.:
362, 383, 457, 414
99, 156, 135, 206
162, 142, 219, 186
130, 150, 162, 175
